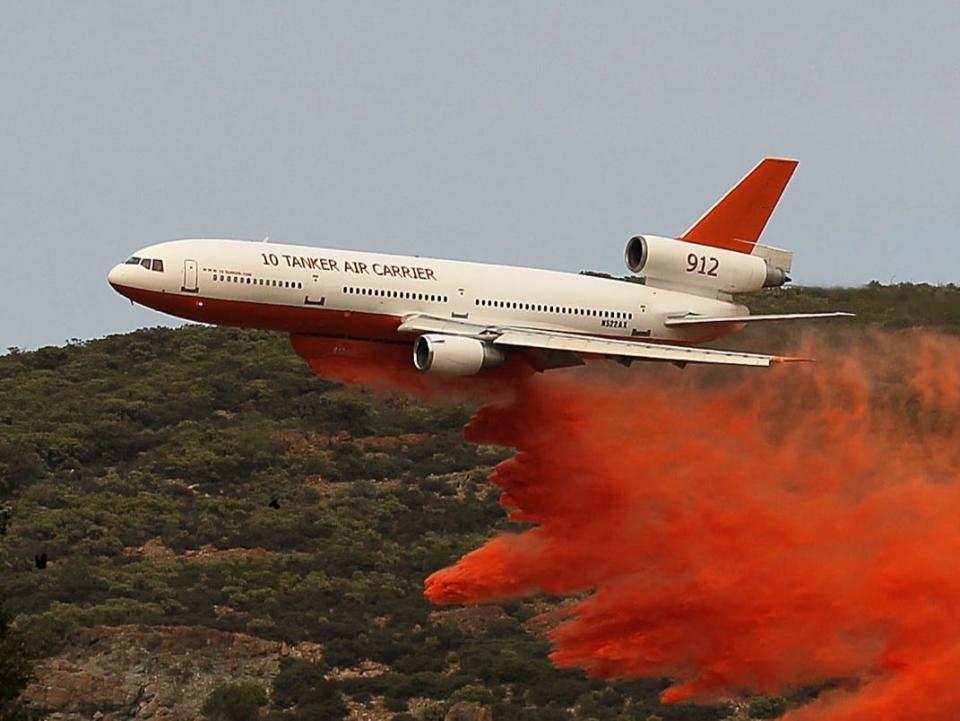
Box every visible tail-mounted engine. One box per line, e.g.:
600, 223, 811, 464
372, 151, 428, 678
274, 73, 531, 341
624, 235, 789, 295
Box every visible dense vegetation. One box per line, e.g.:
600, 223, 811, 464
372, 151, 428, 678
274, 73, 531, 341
1, 282, 956, 720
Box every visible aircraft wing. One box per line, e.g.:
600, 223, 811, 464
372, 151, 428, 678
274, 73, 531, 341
397, 314, 799, 368
663, 312, 854, 327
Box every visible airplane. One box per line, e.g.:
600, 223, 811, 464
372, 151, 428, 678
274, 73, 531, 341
107, 157, 851, 376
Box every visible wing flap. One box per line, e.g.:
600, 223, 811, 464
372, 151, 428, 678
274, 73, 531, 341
397, 314, 790, 367
493, 329, 782, 367
664, 312, 855, 327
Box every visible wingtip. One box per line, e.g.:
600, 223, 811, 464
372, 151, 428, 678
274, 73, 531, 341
773, 355, 815, 364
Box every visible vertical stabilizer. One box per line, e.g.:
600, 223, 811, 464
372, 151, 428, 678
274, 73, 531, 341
680, 158, 798, 253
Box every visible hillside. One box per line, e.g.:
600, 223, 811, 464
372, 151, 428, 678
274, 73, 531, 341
1, 282, 957, 721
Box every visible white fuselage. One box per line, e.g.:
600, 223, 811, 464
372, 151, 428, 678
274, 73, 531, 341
107, 238, 747, 346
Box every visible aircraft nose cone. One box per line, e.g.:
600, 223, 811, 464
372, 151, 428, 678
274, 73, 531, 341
107, 263, 133, 296
107, 264, 122, 289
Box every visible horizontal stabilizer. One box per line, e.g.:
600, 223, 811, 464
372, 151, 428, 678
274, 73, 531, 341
664, 312, 855, 328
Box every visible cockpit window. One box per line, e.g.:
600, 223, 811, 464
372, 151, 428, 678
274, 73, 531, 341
151, 259, 164, 272
140, 258, 151, 269
125, 256, 141, 265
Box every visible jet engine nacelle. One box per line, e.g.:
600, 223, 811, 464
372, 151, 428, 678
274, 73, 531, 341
413, 334, 505, 376
625, 235, 788, 294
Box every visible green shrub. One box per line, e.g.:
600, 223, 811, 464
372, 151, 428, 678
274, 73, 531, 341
272, 660, 333, 709
384, 696, 408, 712
749, 696, 788, 719
200, 682, 266, 721
0, 606, 33, 718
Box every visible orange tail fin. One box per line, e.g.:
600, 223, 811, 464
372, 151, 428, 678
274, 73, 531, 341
680, 157, 798, 253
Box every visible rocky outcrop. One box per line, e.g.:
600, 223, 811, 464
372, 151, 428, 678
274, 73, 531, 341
444, 701, 494, 721
22, 624, 323, 721
428, 605, 513, 635
120, 539, 278, 564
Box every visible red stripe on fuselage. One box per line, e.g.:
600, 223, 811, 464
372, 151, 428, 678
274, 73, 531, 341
110, 283, 406, 342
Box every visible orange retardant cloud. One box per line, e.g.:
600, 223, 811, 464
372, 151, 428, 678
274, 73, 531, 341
419, 332, 960, 720
296, 328, 960, 719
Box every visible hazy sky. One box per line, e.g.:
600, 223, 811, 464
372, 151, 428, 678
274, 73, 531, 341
2, 2, 958, 350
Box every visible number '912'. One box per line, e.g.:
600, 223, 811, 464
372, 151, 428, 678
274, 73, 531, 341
686, 253, 719, 277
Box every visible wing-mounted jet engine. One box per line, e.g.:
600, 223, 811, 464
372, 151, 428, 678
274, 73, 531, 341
413, 334, 505, 376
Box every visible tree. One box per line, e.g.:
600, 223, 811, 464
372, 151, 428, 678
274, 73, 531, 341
201, 682, 266, 721
0, 606, 33, 721
271, 661, 346, 721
